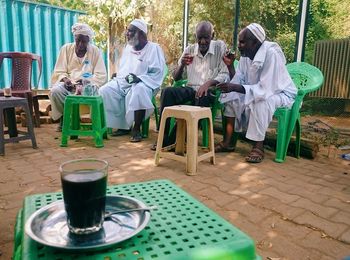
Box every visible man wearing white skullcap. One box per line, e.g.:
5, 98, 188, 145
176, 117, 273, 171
246, 23, 266, 43
99, 19, 165, 142
49, 23, 107, 131
130, 19, 148, 34
216, 23, 297, 163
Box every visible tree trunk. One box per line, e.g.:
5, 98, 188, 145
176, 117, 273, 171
108, 18, 126, 76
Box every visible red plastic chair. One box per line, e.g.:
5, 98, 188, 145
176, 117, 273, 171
0, 52, 42, 127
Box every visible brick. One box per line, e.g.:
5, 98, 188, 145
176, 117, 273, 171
260, 216, 312, 241
302, 231, 350, 258
251, 195, 306, 219
196, 186, 237, 207
293, 211, 348, 238
259, 187, 300, 204
224, 198, 272, 223
263, 177, 296, 192
318, 187, 350, 201
288, 186, 329, 203
331, 212, 350, 226
324, 198, 350, 213
339, 228, 350, 244
291, 198, 338, 218
312, 178, 348, 190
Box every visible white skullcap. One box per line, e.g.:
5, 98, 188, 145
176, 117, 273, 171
130, 19, 148, 34
71, 23, 94, 40
246, 23, 266, 43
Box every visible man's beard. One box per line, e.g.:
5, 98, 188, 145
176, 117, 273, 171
128, 31, 139, 47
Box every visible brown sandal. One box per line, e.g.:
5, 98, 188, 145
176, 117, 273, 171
245, 147, 264, 163
214, 142, 235, 153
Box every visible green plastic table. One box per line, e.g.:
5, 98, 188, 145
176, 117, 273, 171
13, 179, 261, 260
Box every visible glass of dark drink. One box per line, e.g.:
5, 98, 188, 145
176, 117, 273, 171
59, 159, 108, 235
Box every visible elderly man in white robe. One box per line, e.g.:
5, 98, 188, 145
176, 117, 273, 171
99, 19, 166, 142
49, 23, 107, 131
216, 23, 297, 163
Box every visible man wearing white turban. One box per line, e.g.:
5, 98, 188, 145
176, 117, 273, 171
49, 23, 107, 131
215, 23, 297, 163
99, 19, 166, 142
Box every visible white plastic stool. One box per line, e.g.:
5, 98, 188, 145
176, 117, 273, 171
155, 105, 215, 175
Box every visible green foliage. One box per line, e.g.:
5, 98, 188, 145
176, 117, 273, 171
36, 0, 349, 67
301, 97, 345, 116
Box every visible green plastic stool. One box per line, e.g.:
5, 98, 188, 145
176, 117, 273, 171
61, 95, 108, 148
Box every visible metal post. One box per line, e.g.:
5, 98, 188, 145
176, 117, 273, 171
233, 0, 240, 51
182, 0, 190, 52
294, 0, 310, 62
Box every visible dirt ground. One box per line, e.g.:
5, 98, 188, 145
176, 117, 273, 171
1, 116, 350, 260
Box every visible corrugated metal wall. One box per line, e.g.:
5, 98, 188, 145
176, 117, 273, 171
311, 38, 350, 99
0, 0, 84, 89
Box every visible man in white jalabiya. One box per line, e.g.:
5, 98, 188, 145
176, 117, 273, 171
216, 23, 297, 163
49, 23, 107, 131
99, 19, 166, 142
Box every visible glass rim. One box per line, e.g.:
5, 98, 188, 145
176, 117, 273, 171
59, 158, 108, 173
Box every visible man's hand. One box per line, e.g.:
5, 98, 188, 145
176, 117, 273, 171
223, 50, 236, 66
216, 82, 245, 94
61, 77, 74, 91
181, 53, 194, 66
125, 73, 141, 84
196, 82, 211, 98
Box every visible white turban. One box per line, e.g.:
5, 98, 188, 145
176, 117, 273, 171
71, 23, 94, 40
130, 19, 148, 34
246, 23, 266, 43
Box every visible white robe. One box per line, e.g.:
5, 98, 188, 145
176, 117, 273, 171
220, 41, 297, 141
99, 42, 165, 130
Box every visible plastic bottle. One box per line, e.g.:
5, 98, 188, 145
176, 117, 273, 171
82, 60, 93, 96
341, 153, 350, 160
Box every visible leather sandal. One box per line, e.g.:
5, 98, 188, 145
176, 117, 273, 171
245, 147, 264, 163
214, 142, 235, 153
130, 132, 142, 142
111, 129, 131, 136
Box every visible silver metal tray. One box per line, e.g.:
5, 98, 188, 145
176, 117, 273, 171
24, 195, 151, 250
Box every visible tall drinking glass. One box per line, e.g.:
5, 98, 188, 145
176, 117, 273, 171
60, 159, 108, 235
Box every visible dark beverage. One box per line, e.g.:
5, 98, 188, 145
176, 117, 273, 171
185, 54, 194, 65
225, 50, 235, 59
61, 171, 107, 234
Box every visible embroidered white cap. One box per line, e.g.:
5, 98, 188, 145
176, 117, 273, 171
246, 23, 266, 43
130, 19, 148, 34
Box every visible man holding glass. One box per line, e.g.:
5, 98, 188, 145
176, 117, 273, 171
151, 21, 233, 150
216, 23, 297, 163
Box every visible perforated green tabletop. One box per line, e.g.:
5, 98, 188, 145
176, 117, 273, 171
13, 179, 261, 260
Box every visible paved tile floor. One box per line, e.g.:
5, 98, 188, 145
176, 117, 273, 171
0, 121, 350, 259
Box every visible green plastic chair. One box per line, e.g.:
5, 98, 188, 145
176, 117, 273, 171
61, 95, 108, 148
229, 61, 324, 162
273, 62, 324, 162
